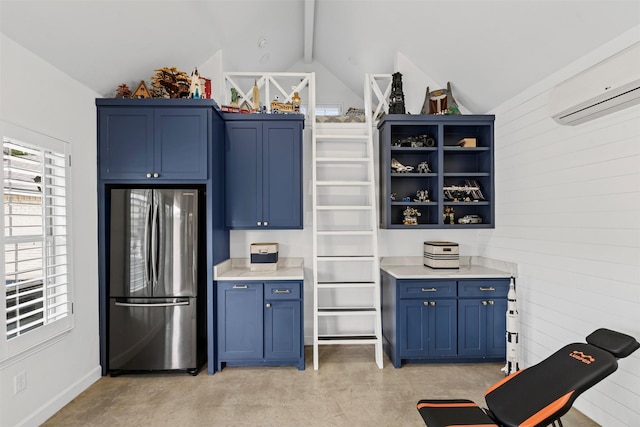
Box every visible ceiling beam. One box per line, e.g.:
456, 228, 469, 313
304, 0, 315, 63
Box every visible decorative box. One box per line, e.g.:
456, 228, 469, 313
423, 241, 459, 269
250, 243, 279, 271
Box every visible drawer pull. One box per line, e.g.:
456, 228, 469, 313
479, 287, 496, 291
274, 289, 291, 294
232, 285, 248, 289
421, 288, 437, 292
488, 300, 494, 305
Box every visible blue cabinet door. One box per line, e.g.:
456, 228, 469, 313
224, 122, 262, 228
400, 298, 456, 358
262, 122, 302, 229
458, 298, 507, 357
216, 282, 263, 361
458, 299, 485, 356
225, 118, 302, 229
154, 108, 208, 180
399, 299, 429, 357
486, 298, 507, 357
430, 299, 457, 356
264, 299, 301, 360
99, 107, 154, 180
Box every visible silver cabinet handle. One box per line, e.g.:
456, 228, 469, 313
479, 287, 496, 291
257, 221, 262, 226
421, 288, 437, 292
146, 173, 152, 178
153, 172, 159, 178
488, 300, 494, 305
274, 289, 291, 294
264, 221, 269, 226
232, 284, 248, 289
482, 301, 488, 305
423, 301, 429, 306
266, 303, 271, 308
430, 301, 436, 306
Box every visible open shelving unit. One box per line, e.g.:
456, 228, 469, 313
379, 114, 495, 229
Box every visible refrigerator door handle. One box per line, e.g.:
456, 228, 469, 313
151, 195, 159, 292
114, 300, 190, 308
143, 201, 152, 290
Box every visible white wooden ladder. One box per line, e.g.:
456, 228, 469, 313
311, 75, 390, 370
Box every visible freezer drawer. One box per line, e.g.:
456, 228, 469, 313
109, 297, 198, 372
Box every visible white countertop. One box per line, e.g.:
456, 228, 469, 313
380, 256, 516, 279
214, 257, 304, 281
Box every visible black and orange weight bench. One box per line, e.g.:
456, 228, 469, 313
417, 328, 639, 427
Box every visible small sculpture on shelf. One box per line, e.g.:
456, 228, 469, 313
391, 158, 414, 173
189, 68, 203, 99
390, 193, 396, 201
151, 67, 191, 98
414, 189, 430, 203
417, 161, 431, 174
389, 72, 406, 114
421, 82, 461, 115
443, 206, 455, 225
115, 83, 132, 98
403, 206, 421, 225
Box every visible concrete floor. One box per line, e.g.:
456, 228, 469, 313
43, 346, 599, 426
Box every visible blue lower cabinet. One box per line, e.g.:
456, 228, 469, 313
382, 272, 509, 367
216, 280, 304, 371
400, 299, 456, 360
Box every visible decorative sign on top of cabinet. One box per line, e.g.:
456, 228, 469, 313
97, 99, 212, 181
224, 115, 304, 229
378, 114, 495, 228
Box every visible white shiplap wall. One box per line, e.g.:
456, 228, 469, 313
479, 29, 640, 426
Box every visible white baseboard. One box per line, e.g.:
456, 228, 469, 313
17, 365, 102, 427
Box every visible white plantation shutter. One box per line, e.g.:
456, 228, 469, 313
3, 136, 72, 348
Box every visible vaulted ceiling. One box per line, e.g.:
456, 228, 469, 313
1, 0, 639, 113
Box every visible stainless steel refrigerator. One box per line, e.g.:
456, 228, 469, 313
108, 188, 204, 374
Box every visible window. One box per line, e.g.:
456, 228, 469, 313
2, 134, 72, 358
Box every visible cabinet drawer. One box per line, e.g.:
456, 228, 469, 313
265, 282, 301, 300
399, 281, 456, 299
458, 279, 509, 298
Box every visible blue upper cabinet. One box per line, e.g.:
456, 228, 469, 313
225, 115, 304, 229
97, 99, 211, 181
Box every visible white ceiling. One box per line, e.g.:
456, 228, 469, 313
1, 0, 639, 113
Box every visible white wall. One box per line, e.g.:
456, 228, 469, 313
0, 34, 101, 427
478, 28, 640, 426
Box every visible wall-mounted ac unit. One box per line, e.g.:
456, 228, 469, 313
549, 42, 640, 125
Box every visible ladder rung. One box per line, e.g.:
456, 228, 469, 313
316, 181, 371, 186
316, 157, 370, 163
315, 134, 368, 140
316, 230, 374, 236
317, 335, 379, 345
316, 205, 372, 211
317, 282, 377, 289
317, 308, 378, 316
317, 256, 375, 261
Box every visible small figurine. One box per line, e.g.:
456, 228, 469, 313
132, 80, 152, 99
443, 206, 455, 224
189, 68, 203, 99
230, 88, 239, 106
292, 92, 301, 112
390, 193, 396, 201
421, 82, 461, 115
414, 189, 430, 203
403, 206, 421, 225
252, 80, 260, 110
417, 161, 431, 174
115, 83, 131, 99
391, 158, 414, 173
389, 72, 406, 114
